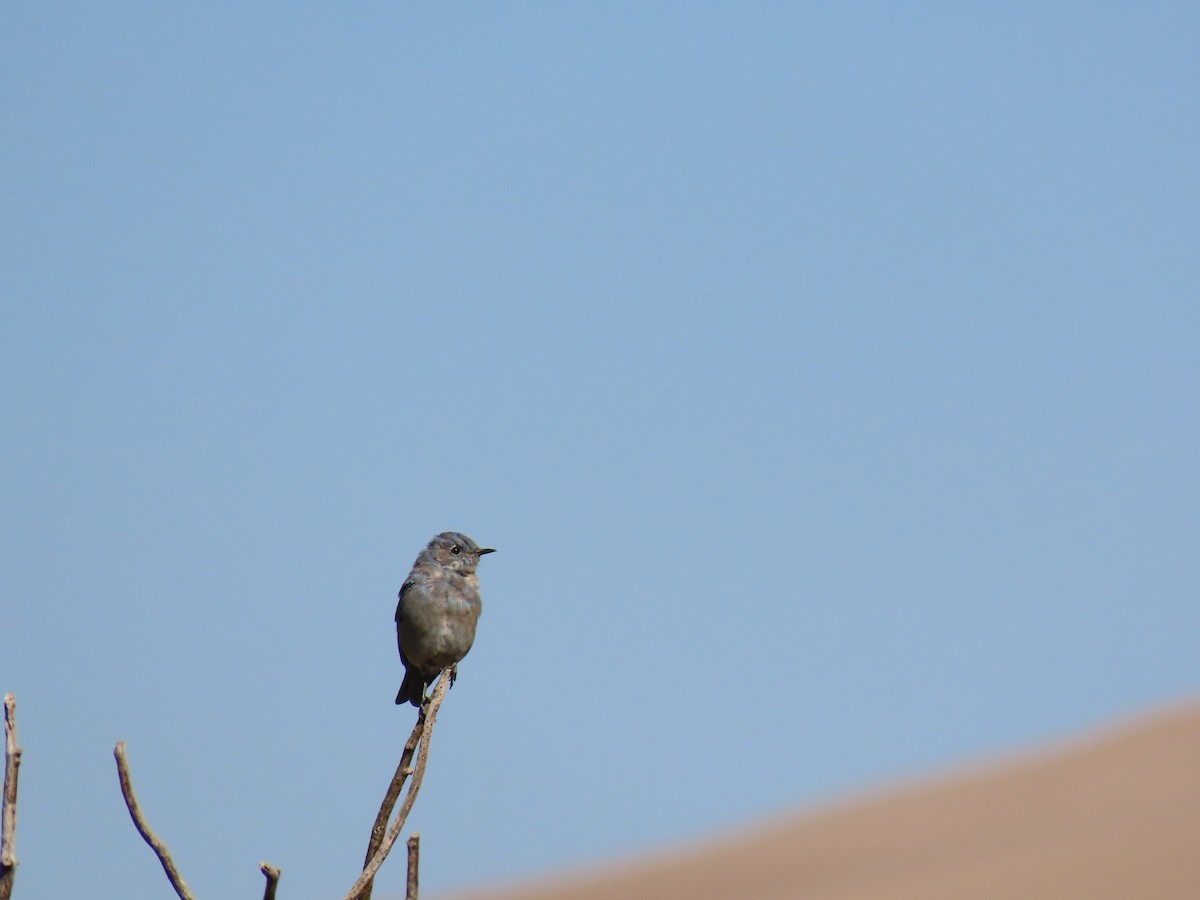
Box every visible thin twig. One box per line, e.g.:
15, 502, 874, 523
341, 671, 451, 900
114, 741, 197, 900
0, 694, 21, 900
406, 833, 420, 900
354, 705, 428, 900
259, 861, 281, 900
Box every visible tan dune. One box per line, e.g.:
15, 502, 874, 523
448, 703, 1200, 900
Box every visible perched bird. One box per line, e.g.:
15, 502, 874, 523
394, 531, 495, 707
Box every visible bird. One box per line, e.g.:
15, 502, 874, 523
394, 531, 495, 707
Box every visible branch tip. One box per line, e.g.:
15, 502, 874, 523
260, 861, 282, 900
406, 832, 421, 900
2, 693, 22, 900
114, 740, 198, 900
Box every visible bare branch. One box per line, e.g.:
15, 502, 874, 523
354, 705, 428, 900
259, 861, 281, 900
1, 694, 22, 900
342, 671, 451, 900
406, 833, 420, 900
113, 741, 197, 900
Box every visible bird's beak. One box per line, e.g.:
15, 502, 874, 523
478, 547, 496, 555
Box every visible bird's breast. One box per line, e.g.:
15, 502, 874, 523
397, 572, 481, 669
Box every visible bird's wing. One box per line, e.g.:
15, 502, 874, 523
395, 578, 415, 662
395, 579, 414, 622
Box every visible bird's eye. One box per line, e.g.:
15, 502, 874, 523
450, 545, 461, 555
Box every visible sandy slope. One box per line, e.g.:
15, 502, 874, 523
448, 703, 1200, 900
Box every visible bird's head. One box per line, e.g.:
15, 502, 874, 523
422, 531, 496, 574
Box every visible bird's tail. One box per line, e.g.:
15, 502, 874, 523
395, 668, 425, 707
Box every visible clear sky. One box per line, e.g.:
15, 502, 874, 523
3, 4, 1198, 899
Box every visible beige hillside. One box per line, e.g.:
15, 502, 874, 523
448, 702, 1200, 900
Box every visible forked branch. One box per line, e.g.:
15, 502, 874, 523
354, 704, 428, 900
344, 671, 451, 900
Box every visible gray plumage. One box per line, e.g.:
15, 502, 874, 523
394, 531, 495, 706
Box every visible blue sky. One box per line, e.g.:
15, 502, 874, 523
3, 4, 1198, 899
